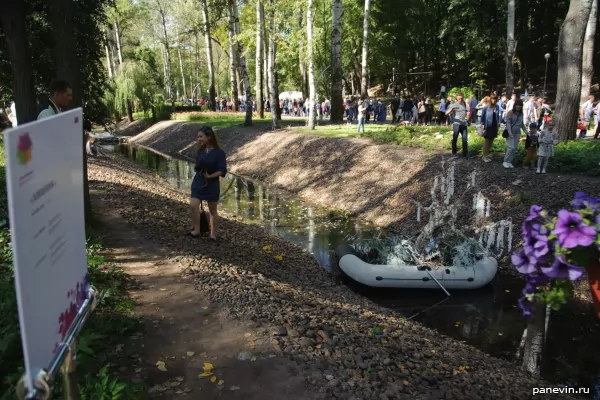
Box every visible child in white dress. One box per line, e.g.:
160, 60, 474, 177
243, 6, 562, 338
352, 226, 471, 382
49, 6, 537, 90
537, 120, 558, 174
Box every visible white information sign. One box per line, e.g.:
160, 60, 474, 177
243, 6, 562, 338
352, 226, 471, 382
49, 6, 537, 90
4, 108, 88, 391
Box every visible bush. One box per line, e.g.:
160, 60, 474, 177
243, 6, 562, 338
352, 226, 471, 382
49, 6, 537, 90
153, 103, 172, 122
447, 87, 475, 99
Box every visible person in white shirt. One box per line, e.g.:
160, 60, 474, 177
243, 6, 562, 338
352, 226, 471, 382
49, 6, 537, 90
523, 95, 537, 127
8, 101, 17, 127
594, 101, 600, 139
38, 80, 73, 120
506, 93, 517, 113
580, 95, 595, 138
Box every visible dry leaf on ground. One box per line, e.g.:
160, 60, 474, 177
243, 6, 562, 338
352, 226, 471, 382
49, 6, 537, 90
156, 361, 167, 372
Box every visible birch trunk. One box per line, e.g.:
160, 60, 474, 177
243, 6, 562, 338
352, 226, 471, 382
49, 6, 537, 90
268, 0, 280, 129
256, 0, 264, 118
201, 0, 216, 111
103, 27, 113, 79
581, 0, 597, 100
306, 0, 317, 129
330, 0, 343, 121
505, 0, 516, 97
360, 0, 371, 99
156, 1, 174, 100
227, 7, 240, 112
554, 0, 594, 141
262, 7, 270, 103
177, 35, 188, 100
297, 7, 308, 99
195, 32, 200, 100
114, 20, 123, 67
231, 0, 253, 125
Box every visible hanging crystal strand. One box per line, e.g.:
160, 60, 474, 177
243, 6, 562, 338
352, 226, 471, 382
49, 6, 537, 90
497, 222, 505, 253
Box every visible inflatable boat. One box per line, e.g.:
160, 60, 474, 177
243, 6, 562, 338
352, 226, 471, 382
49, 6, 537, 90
336, 245, 498, 289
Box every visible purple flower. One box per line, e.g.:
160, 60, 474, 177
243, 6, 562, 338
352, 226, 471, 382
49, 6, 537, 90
523, 233, 550, 259
552, 209, 597, 249
518, 296, 533, 318
540, 255, 585, 281
512, 250, 538, 275
571, 192, 599, 209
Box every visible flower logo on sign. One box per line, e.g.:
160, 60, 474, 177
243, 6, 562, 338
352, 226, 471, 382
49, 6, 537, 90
57, 274, 90, 340
16, 133, 32, 165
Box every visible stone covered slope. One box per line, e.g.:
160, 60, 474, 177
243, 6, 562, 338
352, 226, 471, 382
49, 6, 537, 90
88, 155, 577, 400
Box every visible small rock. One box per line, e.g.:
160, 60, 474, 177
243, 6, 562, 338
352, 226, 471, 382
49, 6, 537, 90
272, 326, 288, 336
299, 338, 314, 348
317, 330, 329, 340
383, 358, 392, 366
229, 386, 241, 391
237, 351, 253, 361
328, 379, 340, 388
288, 329, 301, 337
325, 374, 334, 381
305, 330, 316, 338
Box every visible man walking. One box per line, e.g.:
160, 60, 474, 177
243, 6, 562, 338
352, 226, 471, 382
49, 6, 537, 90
469, 95, 478, 124
446, 92, 471, 159
38, 80, 73, 120
580, 95, 594, 138
506, 93, 517, 113
390, 95, 400, 123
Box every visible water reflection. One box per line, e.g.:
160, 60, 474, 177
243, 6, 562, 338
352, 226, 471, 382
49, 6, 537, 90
112, 144, 599, 387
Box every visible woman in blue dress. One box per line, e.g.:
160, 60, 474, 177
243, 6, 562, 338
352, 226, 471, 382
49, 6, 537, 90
189, 126, 227, 239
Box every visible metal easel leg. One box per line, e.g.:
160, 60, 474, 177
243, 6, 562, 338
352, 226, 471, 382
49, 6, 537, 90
61, 343, 80, 400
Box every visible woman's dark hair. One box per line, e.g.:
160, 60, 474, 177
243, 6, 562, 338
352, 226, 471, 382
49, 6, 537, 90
196, 125, 221, 152
512, 99, 524, 113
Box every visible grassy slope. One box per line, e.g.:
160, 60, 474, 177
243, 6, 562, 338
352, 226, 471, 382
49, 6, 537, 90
291, 123, 600, 176
0, 139, 143, 399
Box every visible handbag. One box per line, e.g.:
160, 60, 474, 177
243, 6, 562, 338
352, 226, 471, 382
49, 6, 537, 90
199, 201, 210, 234
476, 124, 485, 137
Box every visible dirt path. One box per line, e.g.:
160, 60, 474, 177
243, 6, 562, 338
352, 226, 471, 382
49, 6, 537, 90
91, 198, 317, 399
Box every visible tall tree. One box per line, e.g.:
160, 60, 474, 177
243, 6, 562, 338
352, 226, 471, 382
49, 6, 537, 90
231, 0, 253, 125
554, 0, 594, 141
267, 0, 280, 129
0, 0, 38, 124
114, 20, 124, 67
227, 6, 240, 111
297, 7, 308, 99
200, 0, 216, 111
360, 0, 371, 99
505, 0, 516, 97
155, 0, 174, 100
262, 12, 270, 104
176, 33, 188, 100
330, 0, 343, 122
256, 0, 265, 118
103, 27, 114, 79
306, 0, 317, 129
581, 0, 597, 100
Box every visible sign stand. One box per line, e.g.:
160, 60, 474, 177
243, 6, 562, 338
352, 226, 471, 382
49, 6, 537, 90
16, 286, 98, 400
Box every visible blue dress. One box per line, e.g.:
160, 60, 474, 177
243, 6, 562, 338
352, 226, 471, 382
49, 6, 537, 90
191, 148, 227, 202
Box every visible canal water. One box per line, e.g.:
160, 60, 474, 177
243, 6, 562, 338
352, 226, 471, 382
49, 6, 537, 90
109, 143, 599, 391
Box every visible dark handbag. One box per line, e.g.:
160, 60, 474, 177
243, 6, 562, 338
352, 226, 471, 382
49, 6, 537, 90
199, 201, 210, 234
502, 128, 509, 138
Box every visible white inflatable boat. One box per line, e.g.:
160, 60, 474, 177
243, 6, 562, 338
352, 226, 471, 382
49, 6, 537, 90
336, 245, 498, 289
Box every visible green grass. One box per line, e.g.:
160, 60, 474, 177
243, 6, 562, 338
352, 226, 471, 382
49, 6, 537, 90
0, 139, 144, 399
173, 111, 273, 130
293, 124, 600, 176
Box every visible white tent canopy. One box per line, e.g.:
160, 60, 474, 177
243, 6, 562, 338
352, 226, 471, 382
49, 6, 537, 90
279, 91, 303, 100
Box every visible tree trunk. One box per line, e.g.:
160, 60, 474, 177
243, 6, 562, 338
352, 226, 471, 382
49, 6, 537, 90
360, 0, 371, 99
268, 0, 280, 129
262, 9, 270, 104
177, 35, 188, 100
0, 0, 38, 125
127, 101, 134, 122
195, 32, 200, 99
231, 0, 253, 126
103, 27, 113, 79
505, 0, 516, 97
114, 20, 124, 67
161, 44, 169, 93
227, 7, 240, 112
297, 7, 308, 99
330, 0, 343, 122
306, 0, 317, 129
522, 302, 547, 376
200, 0, 216, 111
157, 1, 174, 100
581, 0, 597, 100
255, 0, 264, 119
46, 0, 91, 221
555, 0, 594, 141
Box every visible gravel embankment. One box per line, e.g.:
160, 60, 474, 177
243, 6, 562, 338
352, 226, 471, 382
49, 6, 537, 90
88, 155, 578, 400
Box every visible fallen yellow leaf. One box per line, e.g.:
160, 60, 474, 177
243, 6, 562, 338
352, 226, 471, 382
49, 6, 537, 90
134, 367, 142, 373
218, 380, 224, 386
198, 372, 212, 378
244, 333, 252, 338
210, 376, 217, 383
457, 365, 466, 371
156, 361, 167, 372
186, 351, 195, 357
249, 342, 255, 348
262, 244, 272, 252
403, 380, 409, 386
203, 362, 214, 372
274, 254, 283, 261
